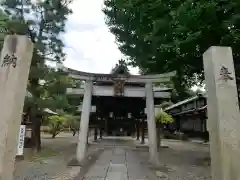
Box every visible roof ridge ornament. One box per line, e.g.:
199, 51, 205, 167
118, 59, 125, 66
111, 59, 130, 76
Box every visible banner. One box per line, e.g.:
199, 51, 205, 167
16, 125, 25, 156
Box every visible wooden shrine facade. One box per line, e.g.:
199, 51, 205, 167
165, 93, 208, 139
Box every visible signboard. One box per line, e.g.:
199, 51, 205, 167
16, 125, 25, 156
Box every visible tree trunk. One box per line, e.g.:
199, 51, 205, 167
72, 129, 76, 136
52, 129, 62, 138
70, 127, 76, 136
30, 106, 41, 152
52, 132, 56, 138
31, 123, 41, 151
28, 27, 45, 152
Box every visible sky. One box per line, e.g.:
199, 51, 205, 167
62, 0, 204, 91
62, 0, 139, 74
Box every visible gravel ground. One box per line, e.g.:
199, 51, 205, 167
13, 132, 97, 180
13, 135, 211, 180
137, 139, 211, 180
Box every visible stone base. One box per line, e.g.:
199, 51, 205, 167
68, 148, 104, 167
15, 155, 24, 161
136, 144, 148, 149
68, 157, 81, 166
68, 155, 94, 167
68, 148, 104, 180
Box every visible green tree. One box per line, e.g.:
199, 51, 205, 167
38, 69, 80, 137
63, 114, 80, 136
40, 68, 77, 112
103, 0, 240, 95
0, 9, 9, 49
41, 69, 80, 137
47, 115, 67, 138
1, 0, 73, 151
155, 109, 174, 151
46, 113, 79, 138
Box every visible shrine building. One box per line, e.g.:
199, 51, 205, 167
61, 62, 175, 163
165, 93, 208, 140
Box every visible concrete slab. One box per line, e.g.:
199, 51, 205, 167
113, 148, 125, 155
111, 157, 126, 164
106, 172, 128, 180
84, 166, 108, 177
108, 164, 127, 173
128, 172, 149, 179
81, 138, 157, 180
83, 178, 105, 180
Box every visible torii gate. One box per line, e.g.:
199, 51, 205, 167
60, 64, 175, 165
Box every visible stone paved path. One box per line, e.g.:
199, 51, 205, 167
83, 137, 157, 180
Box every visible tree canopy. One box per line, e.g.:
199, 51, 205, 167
155, 109, 174, 124
38, 68, 80, 113
0, 10, 9, 49
103, 0, 240, 93
1, 0, 73, 151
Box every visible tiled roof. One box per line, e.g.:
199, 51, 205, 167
165, 93, 206, 110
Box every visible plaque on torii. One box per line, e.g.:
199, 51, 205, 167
112, 76, 127, 96
111, 61, 130, 96
113, 80, 124, 96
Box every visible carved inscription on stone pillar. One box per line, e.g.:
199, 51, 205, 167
1, 35, 18, 68
219, 65, 234, 82
1, 54, 17, 68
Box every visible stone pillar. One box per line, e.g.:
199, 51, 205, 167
145, 82, 159, 165
76, 80, 93, 162
0, 35, 33, 180
203, 46, 240, 180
